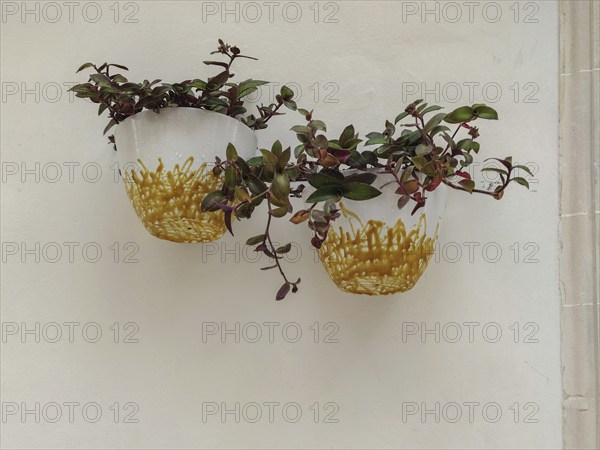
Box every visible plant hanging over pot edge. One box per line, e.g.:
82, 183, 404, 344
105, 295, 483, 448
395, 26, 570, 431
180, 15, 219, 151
71, 40, 532, 300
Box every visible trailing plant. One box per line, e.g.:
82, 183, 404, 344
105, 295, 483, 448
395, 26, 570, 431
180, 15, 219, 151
69, 40, 530, 300
202, 101, 532, 300
70, 39, 297, 143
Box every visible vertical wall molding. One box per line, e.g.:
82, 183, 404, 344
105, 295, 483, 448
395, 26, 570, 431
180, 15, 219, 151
559, 1, 600, 448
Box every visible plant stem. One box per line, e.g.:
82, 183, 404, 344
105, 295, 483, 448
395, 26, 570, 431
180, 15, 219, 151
441, 123, 464, 155
261, 100, 284, 126
442, 179, 496, 196
414, 116, 432, 145
263, 197, 290, 284
442, 167, 511, 196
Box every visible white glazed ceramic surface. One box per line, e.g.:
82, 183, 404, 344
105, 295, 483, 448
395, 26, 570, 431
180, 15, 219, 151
114, 107, 258, 168
337, 169, 447, 236
309, 169, 448, 295
113, 108, 257, 243
303, 169, 448, 236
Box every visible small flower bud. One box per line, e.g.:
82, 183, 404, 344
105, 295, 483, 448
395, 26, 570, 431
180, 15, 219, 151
469, 127, 480, 139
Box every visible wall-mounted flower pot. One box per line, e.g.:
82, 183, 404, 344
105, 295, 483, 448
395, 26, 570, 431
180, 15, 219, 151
316, 170, 448, 295
114, 108, 257, 243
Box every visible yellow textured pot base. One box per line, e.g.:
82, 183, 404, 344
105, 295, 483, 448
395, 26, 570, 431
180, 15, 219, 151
123, 157, 225, 243
318, 214, 439, 295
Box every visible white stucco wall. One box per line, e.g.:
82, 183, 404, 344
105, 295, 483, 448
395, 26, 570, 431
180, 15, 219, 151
0, 1, 561, 448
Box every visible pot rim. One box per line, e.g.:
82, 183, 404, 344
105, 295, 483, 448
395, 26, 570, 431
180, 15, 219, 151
116, 106, 255, 134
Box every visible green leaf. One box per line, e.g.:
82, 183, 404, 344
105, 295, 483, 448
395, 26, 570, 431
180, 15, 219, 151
203, 60, 230, 68
459, 179, 475, 193
344, 172, 377, 185
424, 113, 447, 133
246, 156, 263, 167
306, 185, 344, 203
260, 149, 279, 172
444, 106, 475, 124
311, 120, 327, 131
415, 144, 433, 156
460, 151, 474, 167
207, 70, 229, 89
237, 79, 268, 98
226, 143, 238, 161
246, 234, 265, 246
361, 151, 378, 165
345, 151, 367, 168
89, 73, 111, 87
416, 102, 429, 112
313, 135, 329, 150
76, 62, 94, 73
234, 185, 251, 202
323, 200, 337, 215
307, 172, 342, 188
473, 105, 498, 120
190, 80, 208, 90
400, 167, 414, 182
277, 148, 291, 170
430, 125, 451, 136
108, 63, 129, 71
151, 85, 171, 96
235, 157, 250, 175
276, 243, 292, 254
69, 83, 92, 94
513, 165, 534, 176
339, 125, 355, 146
103, 119, 117, 135
319, 168, 345, 182
481, 168, 508, 178
224, 166, 237, 189
343, 138, 362, 150
441, 132, 456, 148
291, 125, 312, 134
271, 206, 289, 218
341, 183, 382, 201
365, 137, 388, 146
111, 74, 128, 83
513, 177, 530, 188
271, 172, 290, 202
201, 191, 227, 212
394, 111, 409, 124
280, 85, 294, 100
456, 139, 473, 150
420, 105, 444, 116
283, 100, 297, 110
385, 120, 396, 136
486, 157, 513, 170
411, 155, 427, 170
271, 140, 283, 157
245, 174, 268, 196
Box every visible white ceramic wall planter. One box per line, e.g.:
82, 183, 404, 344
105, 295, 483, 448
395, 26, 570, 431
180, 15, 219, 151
114, 108, 447, 296
114, 107, 258, 243
314, 170, 448, 295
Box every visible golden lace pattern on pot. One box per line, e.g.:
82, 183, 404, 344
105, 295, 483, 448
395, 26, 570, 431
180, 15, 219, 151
318, 214, 439, 295
123, 157, 225, 243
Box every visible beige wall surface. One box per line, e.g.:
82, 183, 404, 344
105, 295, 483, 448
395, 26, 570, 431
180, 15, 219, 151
1, 1, 562, 448
559, 1, 600, 449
